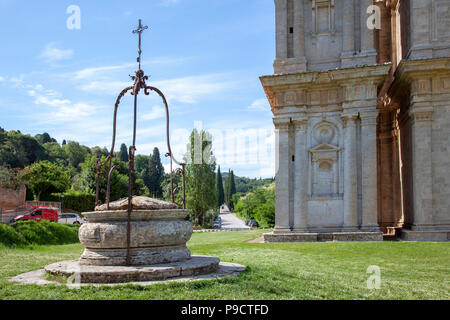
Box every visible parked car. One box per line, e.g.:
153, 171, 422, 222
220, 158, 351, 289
59, 213, 85, 225
213, 217, 222, 229
248, 219, 259, 228
14, 207, 59, 223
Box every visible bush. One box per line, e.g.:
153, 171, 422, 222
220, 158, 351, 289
45, 190, 95, 213
0, 220, 80, 247
186, 208, 218, 229
234, 184, 275, 228
0, 223, 28, 247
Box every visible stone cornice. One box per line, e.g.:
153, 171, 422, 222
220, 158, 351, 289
394, 57, 450, 83
260, 64, 391, 89
273, 117, 291, 130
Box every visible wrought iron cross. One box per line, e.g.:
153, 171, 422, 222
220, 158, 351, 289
132, 19, 149, 69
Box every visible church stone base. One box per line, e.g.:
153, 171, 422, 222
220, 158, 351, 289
401, 230, 450, 241
263, 232, 383, 243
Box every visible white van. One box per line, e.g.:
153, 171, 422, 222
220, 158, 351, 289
58, 213, 85, 225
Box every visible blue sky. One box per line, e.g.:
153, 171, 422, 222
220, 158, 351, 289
0, 0, 276, 178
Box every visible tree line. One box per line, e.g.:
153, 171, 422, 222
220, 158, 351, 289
0, 126, 275, 228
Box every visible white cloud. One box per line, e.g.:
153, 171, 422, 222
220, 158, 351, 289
0, 76, 4, 82
40, 43, 74, 63
151, 73, 238, 104
142, 105, 166, 121
71, 63, 135, 81
68, 58, 186, 82
79, 73, 238, 104
249, 98, 270, 111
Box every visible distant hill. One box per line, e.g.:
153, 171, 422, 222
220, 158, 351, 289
221, 172, 274, 194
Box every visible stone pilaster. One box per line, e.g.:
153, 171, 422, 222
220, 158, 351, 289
360, 0, 377, 56
292, 118, 308, 232
274, 117, 292, 233
360, 112, 380, 231
274, 0, 288, 73
341, 0, 355, 54
409, 106, 434, 229
341, 114, 359, 230
291, 0, 307, 72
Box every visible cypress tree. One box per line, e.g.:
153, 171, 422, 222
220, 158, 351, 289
144, 147, 164, 198
119, 143, 128, 162
217, 166, 224, 207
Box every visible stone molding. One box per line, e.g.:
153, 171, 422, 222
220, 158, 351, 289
360, 112, 379, 127
341, 114, 358, 128
273, 117, 291, 130
409, 106, 434, 123
261, 64, 390, 111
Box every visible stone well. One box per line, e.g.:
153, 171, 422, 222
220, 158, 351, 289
78, 209, 193, 266
42, 197, 242, 284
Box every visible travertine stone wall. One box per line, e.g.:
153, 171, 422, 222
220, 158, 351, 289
406, 0, 450, 60
261, 65, 390, 233
389, 58, 450, 232
274, 0, 379, 74
264, 0, 450, 240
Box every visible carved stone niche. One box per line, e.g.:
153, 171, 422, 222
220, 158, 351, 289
308, 121, 341, 199
310, 144, 340, 198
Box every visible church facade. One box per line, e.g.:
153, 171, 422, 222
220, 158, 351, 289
261, 0, 450, 241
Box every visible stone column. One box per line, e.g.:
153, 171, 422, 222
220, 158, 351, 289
343, 0, 355, 53
409, 106, 434, 229
292, 118, 308, 232
275, 0, 288, 60
342, 114, 359, 230
274, 117, 292, 233
293, 0, 305, 58
360, 111, 380, 231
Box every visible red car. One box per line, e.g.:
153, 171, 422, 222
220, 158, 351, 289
14, 207, 59, 223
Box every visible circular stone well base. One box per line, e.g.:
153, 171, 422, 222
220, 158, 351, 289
43, 256, 226, 284
10, 258, 245, 287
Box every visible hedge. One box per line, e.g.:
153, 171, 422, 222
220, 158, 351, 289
0, 220, 80, 247
44, 191, 95, 213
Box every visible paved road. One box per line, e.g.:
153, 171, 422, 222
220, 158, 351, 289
219, 205, 250, 231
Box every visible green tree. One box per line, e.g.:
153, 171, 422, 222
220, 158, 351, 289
135, 154, 150, 178
76, 154, 149, 203
21, 161, 70, 201
0, 131, 47, 168
90, 146, 109, 159
119, 143, 128, 162
43, 142, 67, 166
62, 141, 89, 170
143, 148, 165, 198
35, 132, 56, 145
234, 184, 275, 227
216, 166, 225, 207
185, 129, 217, 226
225, 169, 236, 209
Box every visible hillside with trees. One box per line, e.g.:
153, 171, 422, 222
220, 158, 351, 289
0, 126, 275, 228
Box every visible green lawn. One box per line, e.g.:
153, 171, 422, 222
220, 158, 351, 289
0, 230, 449, 300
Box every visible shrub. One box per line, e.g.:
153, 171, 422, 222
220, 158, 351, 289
0, 223, 28, 247
0, 220, 80, 247
234, 184, 275, 228
46, 190, 95, 213
13, 220, 58, 245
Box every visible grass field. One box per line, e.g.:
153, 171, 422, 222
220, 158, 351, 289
0, 230, 449, 300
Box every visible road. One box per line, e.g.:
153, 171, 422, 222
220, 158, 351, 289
219, 205, 250, 231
